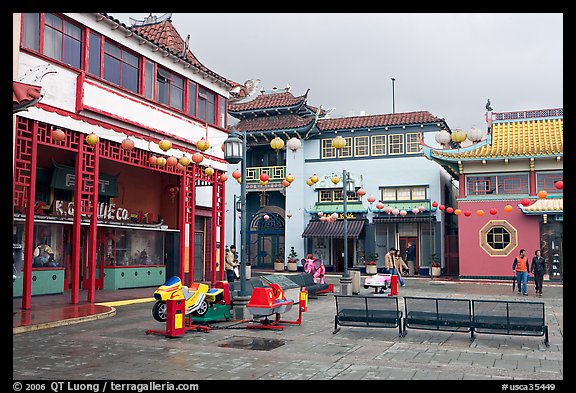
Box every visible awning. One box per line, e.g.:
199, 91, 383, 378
373, 216, 436, 223
302, 219, 365, 239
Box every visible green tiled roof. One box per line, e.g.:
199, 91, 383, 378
311, 203, 367, 213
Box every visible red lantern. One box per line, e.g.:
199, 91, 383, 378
520, 198, 531, 207
537, 190, 548, 199
166, 156, 178, 166
504, 204, 513, 213
489, 208, 498, 215
51, 128, 66, 141
432, 201, 438, 208
439, 204, 445, 211
219, 174, 228, 182
454, 209, 462, 216
192, 152, 204, 164
259, 172, 269, 182
232, 170, 241, 179
176, 163, 186, 171
446, 207, 454, 214
263, 214, 270, 221
464, 210, 472, 217
121, 137, 135, 151
555, 180, 563, 190
367, 195, 376, 203
286, 213, 292, 219
476, 210, 485, 217
148, 155, 158, 165
357, 188, 367, 197
282, 179, 291, 187
376, 202, 385, 210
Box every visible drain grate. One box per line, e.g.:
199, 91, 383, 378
218, 336, 286, 351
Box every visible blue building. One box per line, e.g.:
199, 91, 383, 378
226, 86, 457, 275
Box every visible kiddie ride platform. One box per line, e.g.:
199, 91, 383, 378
145, 279, 232, 338
245, 283, 308, 330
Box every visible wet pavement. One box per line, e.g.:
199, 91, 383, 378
13, 273, 563, 382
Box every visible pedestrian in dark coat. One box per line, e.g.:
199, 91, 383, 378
531, 250, 546, 296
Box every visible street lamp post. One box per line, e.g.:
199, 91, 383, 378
223, 127, 248, 298
340, 169, 352, 295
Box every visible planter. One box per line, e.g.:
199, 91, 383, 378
365, 264, 378, 275
431, 266, 441, 277
288, 260, 298, 272
274, 261, 285, 272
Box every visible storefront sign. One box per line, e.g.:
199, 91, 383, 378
53, 200, 136, 222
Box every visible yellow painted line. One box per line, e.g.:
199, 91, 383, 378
96, 298, 156, 307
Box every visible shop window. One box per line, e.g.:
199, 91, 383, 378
32, 224, 64, 268
479, 220, 518, 256
109, 228, 165, 266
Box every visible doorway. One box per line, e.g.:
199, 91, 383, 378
333, 238, 355, 273
399, 237, 418, 272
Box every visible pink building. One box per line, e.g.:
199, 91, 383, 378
421, 107, 563, 280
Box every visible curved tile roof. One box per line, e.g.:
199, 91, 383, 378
317, 111, 444, 131
431, 118, 563, 160
520, 198, 563, 214
229, 91, 307, 112
13, 81, 43, 113
235, 115, 315, 132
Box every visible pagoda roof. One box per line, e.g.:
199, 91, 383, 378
235, 114, 316, 133
13, 81, 43, 113
228, 90, 308, 114
317, 111, 446, 131
422, 108, 563, 164
100, 13, 233, 87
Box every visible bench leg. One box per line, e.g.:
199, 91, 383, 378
544, 326, 549, 347
470, 328, 475, 342
333, 316, 341, 334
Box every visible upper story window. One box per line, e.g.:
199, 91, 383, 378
371, 135, 386, 156
536, 171, 563, 194
467, 173, 529, 196
198, 86, 216, 124
321, 139, 336, 159
354, 136, 369, 157
405, 133, 421, 154
103, 41, 139, 93
22, 13, 82, 69
320, 188, 358, 203
156, 67, 184, 111
381, 186, 427, 201
388, 134, 404, 155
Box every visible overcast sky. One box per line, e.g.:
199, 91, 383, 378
110, 13, 563, 130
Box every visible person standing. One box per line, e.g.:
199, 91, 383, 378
405, 242, 416, 276
225, 245, 237, 283
512, 249, 529, 296
531, 249, 546, 296
393, 250, 408, 287
384, 248, 395, 274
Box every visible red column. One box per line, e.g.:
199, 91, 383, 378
529, 159, 536, 196
459, 173, 466, 199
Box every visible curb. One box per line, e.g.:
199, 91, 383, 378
13, 307, 117, 335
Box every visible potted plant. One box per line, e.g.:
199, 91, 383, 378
431, 254, 441, 277
365, 252, 378, 275
287, 247, 299, 272
274, 252, 285, 272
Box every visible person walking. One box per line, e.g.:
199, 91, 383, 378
393, 250, 408, 287
225, 245, 237, 283
405, 242, 416, 276
512, 249, 529, 296
531, 249, 546, 296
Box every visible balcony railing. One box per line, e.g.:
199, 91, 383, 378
246, 166, 286, 182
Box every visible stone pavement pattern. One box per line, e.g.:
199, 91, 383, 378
12, 277, 563, 381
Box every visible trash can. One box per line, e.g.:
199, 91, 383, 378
350, 269, 361, 294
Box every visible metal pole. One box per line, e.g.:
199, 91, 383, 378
233, 195, 238, 248
240, 131, 248, 296
391, 78, 396, 114
343, 169, 349, 278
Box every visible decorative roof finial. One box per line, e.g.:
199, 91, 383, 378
485, 98, 493, 111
